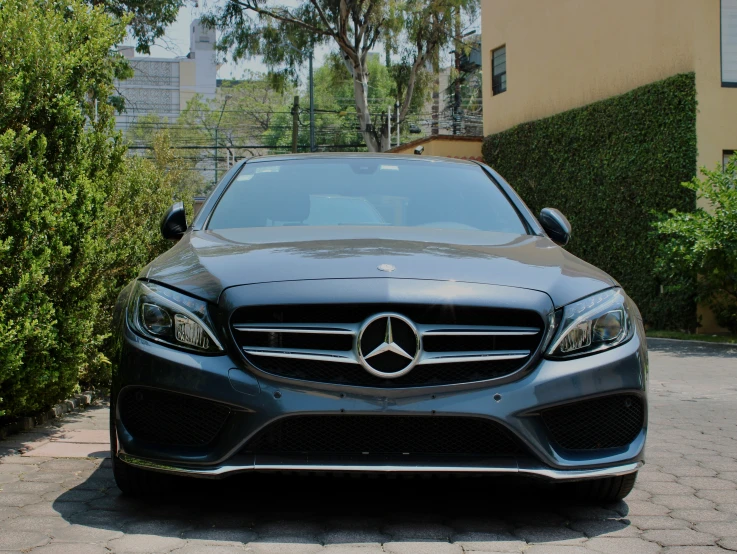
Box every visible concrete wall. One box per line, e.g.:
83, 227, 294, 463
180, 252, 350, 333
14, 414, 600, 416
179, 60, 197, 110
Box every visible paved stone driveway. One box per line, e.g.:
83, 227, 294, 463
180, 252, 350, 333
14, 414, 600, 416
1, 339, 736, 553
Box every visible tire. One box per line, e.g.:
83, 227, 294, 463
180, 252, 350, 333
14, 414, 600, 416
109, 396, 172, 496
569, 471, 638, 503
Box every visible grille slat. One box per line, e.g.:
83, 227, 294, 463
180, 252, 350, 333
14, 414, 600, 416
119, 388, 230, 447
232, 304, 543, 387
541, 394, 645, 451
243, 415, 523, 457
231, 304, 544, 388
247, 355, 526, 387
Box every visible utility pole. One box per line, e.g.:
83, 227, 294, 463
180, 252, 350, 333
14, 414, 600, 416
453, 7, 462, 136
291, 95, 300, 153
394, 101, 400, 147
283, 41, 315, 152
214, 94, 232, 186
309, 48, 315, 152
386, 106, 391, 151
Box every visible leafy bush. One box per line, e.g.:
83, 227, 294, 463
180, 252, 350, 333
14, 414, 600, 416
482, 73, 698, 330
0, 0, 184, 417
654, 157, 737, 333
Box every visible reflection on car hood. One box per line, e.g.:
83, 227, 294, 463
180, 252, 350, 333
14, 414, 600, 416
143, 227, 617, 307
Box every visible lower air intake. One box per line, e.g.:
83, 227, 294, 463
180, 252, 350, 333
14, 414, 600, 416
541, 394, 644, 450
118, 387, 230, 447
243, 415, 523, 457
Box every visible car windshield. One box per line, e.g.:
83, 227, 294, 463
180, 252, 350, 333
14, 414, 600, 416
207, 158, 527, 234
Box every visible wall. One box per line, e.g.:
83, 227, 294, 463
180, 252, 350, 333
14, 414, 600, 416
179, 60, 196, 110
388, 136, 483, 159
481, 0, 695, 136
693, 2, 737, 332
481, 0, 737, 334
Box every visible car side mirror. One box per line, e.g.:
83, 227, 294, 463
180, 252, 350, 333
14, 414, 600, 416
161, 202, 187, 241
539, 208, 572, 246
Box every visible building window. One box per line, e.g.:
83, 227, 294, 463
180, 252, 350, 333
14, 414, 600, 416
725, 150, 735, 168
722, 0, 737, 86
492, 45, 507, 95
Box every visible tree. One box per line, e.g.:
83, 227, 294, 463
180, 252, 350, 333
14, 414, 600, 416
92, 0, 185, 54
263, 53, 405, 151
654, 158, 737, 333
0, 0, 189, 416
181, 74, 295, 161
206, 0, 479, 152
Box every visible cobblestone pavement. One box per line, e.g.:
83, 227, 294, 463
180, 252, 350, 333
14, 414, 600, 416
1, 339, 736, 553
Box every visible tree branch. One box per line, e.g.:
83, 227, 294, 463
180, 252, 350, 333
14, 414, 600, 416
227, 0, 332, 37
308, 0, 337, 36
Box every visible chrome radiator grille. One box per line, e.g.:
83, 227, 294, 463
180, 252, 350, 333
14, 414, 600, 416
231, 304, 543, 387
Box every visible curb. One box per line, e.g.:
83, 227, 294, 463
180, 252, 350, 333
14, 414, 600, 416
0, 390, 104, 441
647, 336, 737, 350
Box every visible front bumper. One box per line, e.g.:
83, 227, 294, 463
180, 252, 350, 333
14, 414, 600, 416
114, 316, 648, 479
118, 451, 643, 481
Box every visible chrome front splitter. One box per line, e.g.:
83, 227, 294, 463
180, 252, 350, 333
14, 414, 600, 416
118, 452, 642, 482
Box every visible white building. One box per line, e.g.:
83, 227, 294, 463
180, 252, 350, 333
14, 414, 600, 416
115, 19, 218, 130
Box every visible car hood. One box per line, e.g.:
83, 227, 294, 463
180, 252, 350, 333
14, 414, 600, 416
143, 227, 617, 308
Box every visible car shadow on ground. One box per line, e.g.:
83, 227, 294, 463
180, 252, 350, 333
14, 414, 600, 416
52, 461, 633, 547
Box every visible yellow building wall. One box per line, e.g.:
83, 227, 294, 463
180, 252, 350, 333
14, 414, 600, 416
694, 3, 737, 175
481, 0, 737, 334
481, 0, 696, 136
692, 3, 737, 333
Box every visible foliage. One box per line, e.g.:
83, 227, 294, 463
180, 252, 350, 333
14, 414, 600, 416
127, 74, 296, 186
81, 131, 194, 390
263, 53, 406, 150
204, 0, 479, 151
180, 74, 295, 161
125, 113, 207, 193
482, 73, 698, 330
654, 157, 737, 333
92, 0, 184, 54
0, 0, 180, 417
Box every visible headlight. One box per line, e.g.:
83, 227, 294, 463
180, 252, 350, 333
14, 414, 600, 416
546, 288, 634, 359
126, 281, 223, 353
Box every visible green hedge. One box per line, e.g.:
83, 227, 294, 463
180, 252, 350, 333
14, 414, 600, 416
483, 73, 698, 330
0, 0, 184, 418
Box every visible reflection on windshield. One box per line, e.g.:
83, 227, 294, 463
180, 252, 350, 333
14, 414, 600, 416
207, 158, 526, 235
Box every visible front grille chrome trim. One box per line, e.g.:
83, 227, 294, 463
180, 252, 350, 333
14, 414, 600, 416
419, 350, 531, 364
244, 348, 357, 364
234, 323, 359, 335
417, 324, 540, 336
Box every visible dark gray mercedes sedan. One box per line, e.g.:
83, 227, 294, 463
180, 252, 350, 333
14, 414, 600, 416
111, 154, 647, 501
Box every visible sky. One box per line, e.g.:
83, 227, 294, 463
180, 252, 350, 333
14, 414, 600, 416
133, 1, 332, 80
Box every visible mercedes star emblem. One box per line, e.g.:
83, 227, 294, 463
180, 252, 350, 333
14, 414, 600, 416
357, 313, 420, 378
377, 264, 396, 272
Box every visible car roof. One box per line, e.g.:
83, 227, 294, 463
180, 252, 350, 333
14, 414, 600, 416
244, 152, 481, 166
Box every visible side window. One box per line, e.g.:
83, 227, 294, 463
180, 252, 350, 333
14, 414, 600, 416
492, 45, 507, 95
724, 150, 735, 173
722, 0, 737, 86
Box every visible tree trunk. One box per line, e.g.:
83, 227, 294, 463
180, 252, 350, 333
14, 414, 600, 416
351, 63, 380, 152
